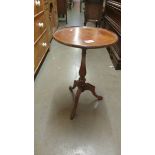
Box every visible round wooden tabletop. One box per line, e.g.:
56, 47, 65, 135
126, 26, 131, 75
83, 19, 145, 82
53, 26, 118, 49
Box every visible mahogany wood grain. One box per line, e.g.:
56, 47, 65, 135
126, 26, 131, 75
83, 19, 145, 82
53, 26, 118, 119
53, 26, 118, 49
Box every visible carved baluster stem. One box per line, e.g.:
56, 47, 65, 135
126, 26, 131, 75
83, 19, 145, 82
79, 48, 86, 90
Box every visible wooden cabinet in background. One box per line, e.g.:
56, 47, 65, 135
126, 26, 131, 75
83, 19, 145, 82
48, 0, 58, 40
103, 0, 121, 69
57, 0, 68, 24
34, 0, 58, 77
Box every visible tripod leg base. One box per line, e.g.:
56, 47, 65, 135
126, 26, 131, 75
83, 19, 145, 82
85, 83, 103, 100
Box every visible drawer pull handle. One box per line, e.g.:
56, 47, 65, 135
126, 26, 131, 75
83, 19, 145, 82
38, 22, 44, 28
42, 42, 47, 47
35, 0, 40, 6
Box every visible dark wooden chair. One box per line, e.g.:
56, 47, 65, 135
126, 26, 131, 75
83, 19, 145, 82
84, 0, 103, 27
57, 0, 68, 24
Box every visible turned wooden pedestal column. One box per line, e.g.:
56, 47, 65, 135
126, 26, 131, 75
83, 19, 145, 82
69, 48, 103, 119
53, 26, 118, 120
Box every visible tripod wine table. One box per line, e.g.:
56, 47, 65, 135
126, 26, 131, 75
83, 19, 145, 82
53, 26, 118, 120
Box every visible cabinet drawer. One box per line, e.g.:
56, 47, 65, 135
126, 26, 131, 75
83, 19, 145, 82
34, 31, 49, 71
34, 13, 46, 42
39, 31, 49, 57
34, 0, 44, 15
